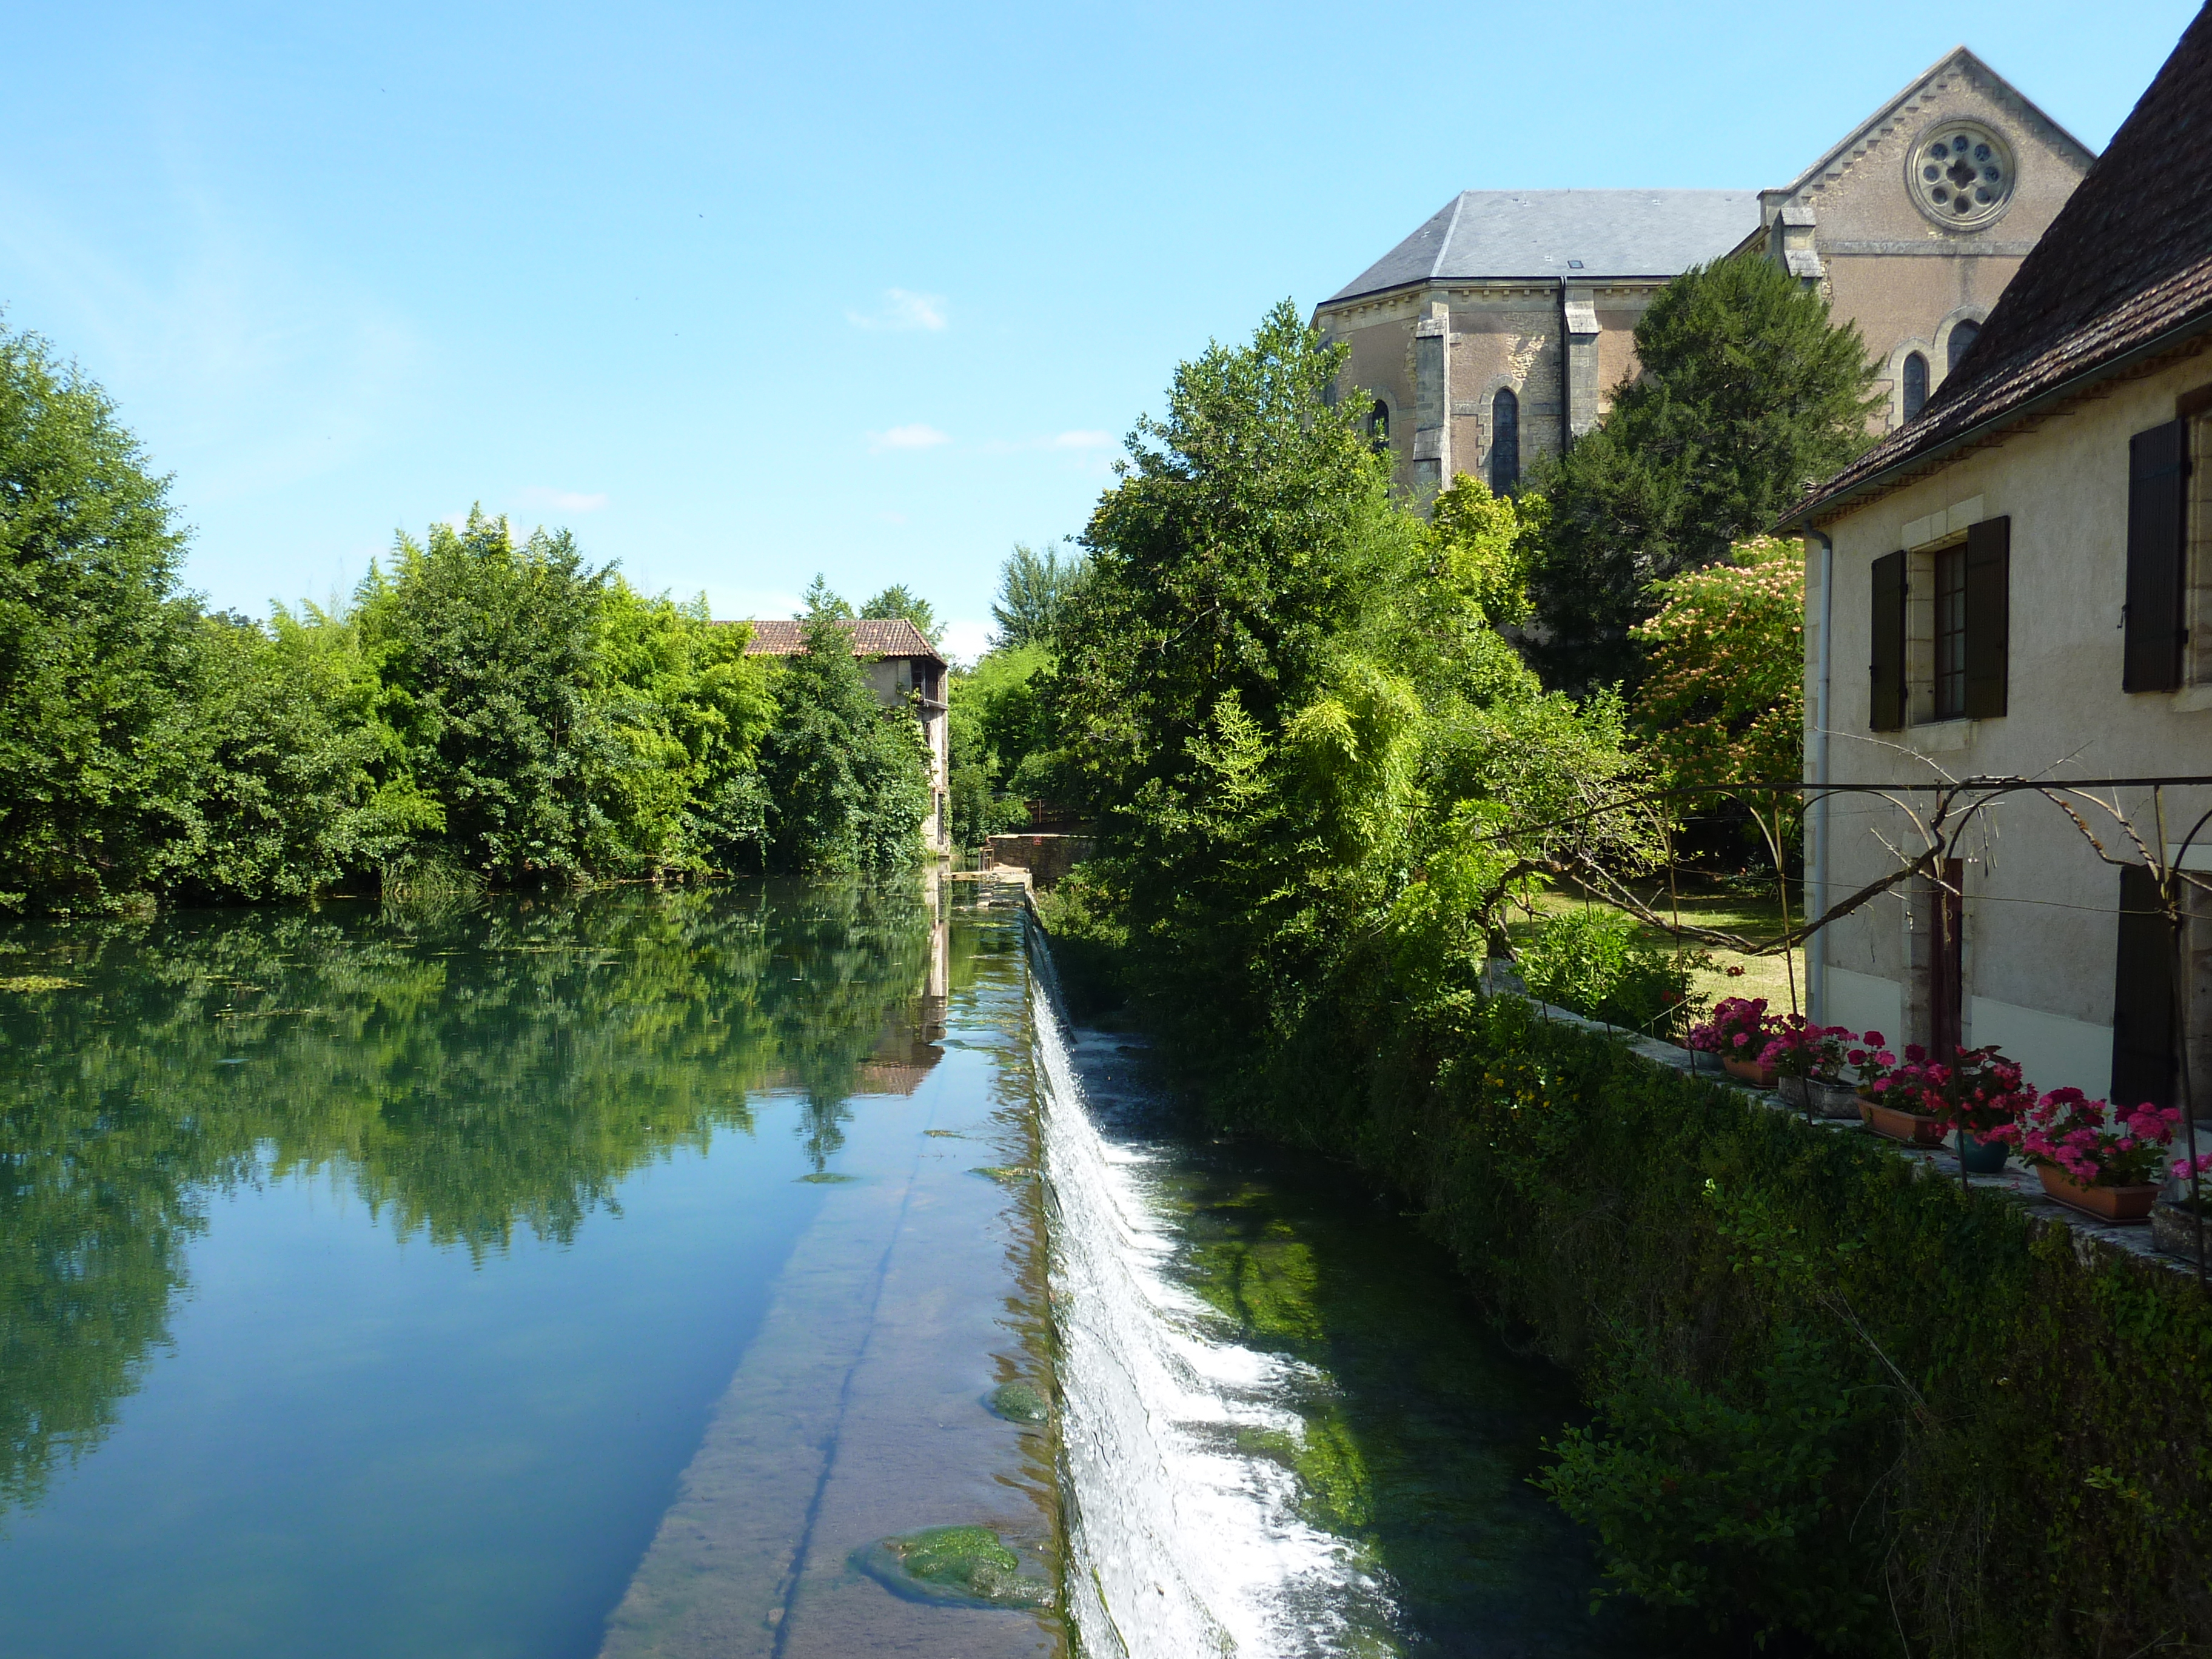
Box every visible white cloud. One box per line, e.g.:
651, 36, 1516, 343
846, 288, 949, 332
1050, 430, 1115, 450
940, 618, 993, 665
876, 510, 909, 525
868, 423, 952, 454
517, 486, 609, 513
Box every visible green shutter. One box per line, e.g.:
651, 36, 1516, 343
1870, 551, 1906, 731
1964, 517, 2009, 719
2123, 421, 2187, 692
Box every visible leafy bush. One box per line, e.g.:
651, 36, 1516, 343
1219, 973, 2212, 1657
1517, 905, 1701, 1037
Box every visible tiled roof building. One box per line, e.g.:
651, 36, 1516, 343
724, 616, 950, 854
1785, 7, 2212, 1106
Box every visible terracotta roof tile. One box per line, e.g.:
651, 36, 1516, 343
715, 617, 945, 663
1792, 10, 2212, 525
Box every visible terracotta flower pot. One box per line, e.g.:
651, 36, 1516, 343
1722, 1056, 1778, 1087
2035, 1165, 2159, 1221
1865, 1101, 1947, 1146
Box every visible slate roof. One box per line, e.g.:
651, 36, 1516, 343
1323, 190, 1761, 303
722, 617, 945, 662
1790, 9, 2212, 526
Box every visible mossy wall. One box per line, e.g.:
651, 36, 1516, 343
1231, 987, 2212, 1657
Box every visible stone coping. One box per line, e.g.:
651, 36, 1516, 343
1485, 971, 2207, 1285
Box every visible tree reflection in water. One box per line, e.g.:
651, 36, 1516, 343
0, 877, 943, 1513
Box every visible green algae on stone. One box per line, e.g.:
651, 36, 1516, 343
794, 1172, 856, 1184
988, 1381, 1050, 1424
969, 1165, 1034, 1186
854, 1524, 1054, 1609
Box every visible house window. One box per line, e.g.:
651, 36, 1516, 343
1872, 517, 2008, 730
1948, 319, 1982, 377
1902, 352, 1929, 421
1489, 388, 1520, 494
1367, 400, 1390, 452
1933, 545, 1968, 718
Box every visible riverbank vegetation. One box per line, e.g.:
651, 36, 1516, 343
0, 325, 928, 913
1028, 281, 2211, 1652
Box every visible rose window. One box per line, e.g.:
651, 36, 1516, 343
1909, 121, 2016, 230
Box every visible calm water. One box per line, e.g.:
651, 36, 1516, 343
0, 879, 1058, 1659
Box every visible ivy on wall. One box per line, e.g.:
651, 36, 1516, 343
1244, 988, 2212, 1657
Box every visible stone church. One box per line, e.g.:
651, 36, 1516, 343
1316, 47, 2096, 497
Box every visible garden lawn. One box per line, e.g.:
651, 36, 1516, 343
1507, 877, 1808, 1021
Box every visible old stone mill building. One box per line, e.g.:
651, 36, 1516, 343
1315, 47, 2094, 495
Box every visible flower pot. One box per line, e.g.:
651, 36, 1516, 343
1955, 1130, 2009, 1175
1865, 1101, 1948, 1146
2152, 1201, 2210, 1262
2035, 1165, 2158, 1221
1807, 1078, 1864, 1120
1722, 1056, 1778, 1088
1777, 1075, 1806, 1108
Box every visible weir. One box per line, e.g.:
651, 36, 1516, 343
1027, 931, 1636, 1657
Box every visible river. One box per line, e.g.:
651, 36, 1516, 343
0, 879, 1638, 1656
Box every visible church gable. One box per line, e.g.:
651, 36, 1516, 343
1763, 47, 2096, 246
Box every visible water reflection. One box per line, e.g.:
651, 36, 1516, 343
0, 878, 947, 1517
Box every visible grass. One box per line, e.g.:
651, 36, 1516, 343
1504, 873, 1809, 1022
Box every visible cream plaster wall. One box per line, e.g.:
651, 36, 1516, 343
1806, 347, 2212, 1096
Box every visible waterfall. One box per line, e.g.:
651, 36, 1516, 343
1028, 960, 1390, 1657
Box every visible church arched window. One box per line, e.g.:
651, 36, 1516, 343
1366, 400, 1390, 452
1948, 320, 1981, 376
1489, 388, 1520, 494
1902, 352, 1929, 421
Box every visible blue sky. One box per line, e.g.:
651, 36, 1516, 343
2, 2, 2196, 660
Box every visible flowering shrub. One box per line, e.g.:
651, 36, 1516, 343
2019, 1090, 2180, 1188
1756, 1014, 1853, 1079
1686, 996, 1775, 1061
1843, 1032, 1894, 1094
1870, 1043, 2032, 1136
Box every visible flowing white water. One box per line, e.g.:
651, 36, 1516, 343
1029, 970, 1393, 1658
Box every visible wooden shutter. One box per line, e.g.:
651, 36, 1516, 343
2123, 421, 2187, 692
1870, 551, 1906, 731
1963, 517, 2009, 718
2111, 863, 2177, 1109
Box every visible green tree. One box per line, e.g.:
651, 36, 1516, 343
353, 509, 616, 883
1629, 534, 1806, 851
861, 583, 942, 645
177, 605, 438, 900
757, 605, 929, 871
990, 543, 1087, 649
0, 324, 200, 911
946, 643, 1050, 848
1530, 256, 1879, 689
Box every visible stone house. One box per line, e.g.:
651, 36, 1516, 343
1785, 7, 2212, 1105
737, 618, 951, 856
1315, 47, 2093, 498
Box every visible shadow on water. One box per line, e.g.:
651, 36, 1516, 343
1161, 1138, 1694, 1657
